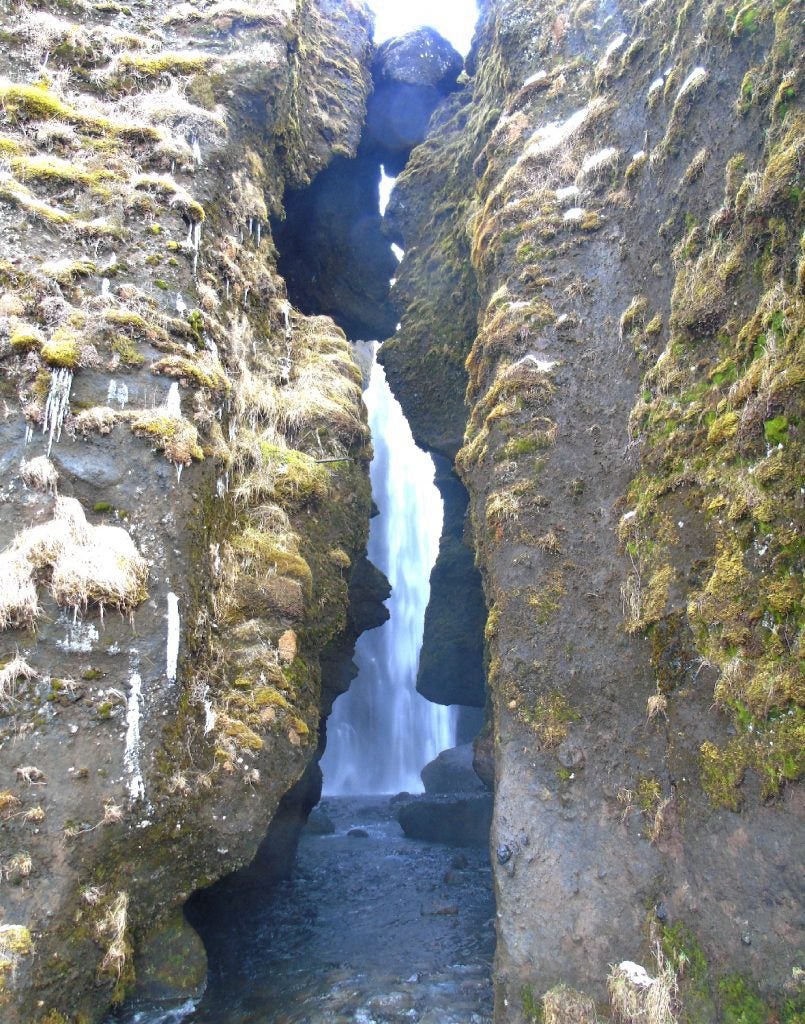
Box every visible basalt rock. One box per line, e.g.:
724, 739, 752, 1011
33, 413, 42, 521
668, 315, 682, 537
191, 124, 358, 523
382, 0, 804, 1019
0, 2, 384, 1021
421, 743, 487, 795
395, 792, 493, 848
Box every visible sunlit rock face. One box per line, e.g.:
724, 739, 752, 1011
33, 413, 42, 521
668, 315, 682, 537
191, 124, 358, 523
381, 0, 804, 1019
0, 2, 385, 1021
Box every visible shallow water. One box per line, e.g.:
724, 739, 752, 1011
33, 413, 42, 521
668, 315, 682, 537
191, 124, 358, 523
113, 797, 494, 1024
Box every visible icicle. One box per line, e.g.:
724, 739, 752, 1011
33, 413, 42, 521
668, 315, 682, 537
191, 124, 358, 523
107, 379, 129, 409
101, 278, 110, 298
256, 221, 261, 246
248, 216, 254, 237
25, 423, 33, 444
176, 292, 187, 315
42, 368, 73, 455
166, 592, 180, 682
192, 139, 202, 166
164, 382, 182, 419
203, 693, 217, 735
124, 672, 145, 802
225, 278, 230, 301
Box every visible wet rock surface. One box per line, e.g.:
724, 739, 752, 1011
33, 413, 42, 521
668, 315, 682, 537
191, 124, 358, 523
381, 0, 804, 1018
117, 797, 494, 1024
421, 743, 487, 794
395, 792, 493, 847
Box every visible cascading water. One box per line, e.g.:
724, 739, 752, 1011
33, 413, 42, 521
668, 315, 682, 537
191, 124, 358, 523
320, 343, 457, 795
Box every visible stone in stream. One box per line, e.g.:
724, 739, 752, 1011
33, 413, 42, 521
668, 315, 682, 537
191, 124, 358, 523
305, 809, 336, 835
421, 743, 487, 794
394, 793, 492, 847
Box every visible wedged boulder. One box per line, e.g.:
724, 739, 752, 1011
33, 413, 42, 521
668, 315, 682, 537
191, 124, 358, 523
421, 743, 486, 794
394, 793, 492, 847
374, 28, 464, 90
364, 28, 464, 174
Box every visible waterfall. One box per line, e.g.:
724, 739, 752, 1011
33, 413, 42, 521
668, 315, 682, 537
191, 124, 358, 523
321, 344, 456, 795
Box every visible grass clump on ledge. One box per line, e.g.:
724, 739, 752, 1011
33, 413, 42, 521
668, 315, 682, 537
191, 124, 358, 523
129, 410, 204, 465
0, 80, 160, 142
150, 353, 230, 393
117, 51, 213, 79
0, 497, 148, 630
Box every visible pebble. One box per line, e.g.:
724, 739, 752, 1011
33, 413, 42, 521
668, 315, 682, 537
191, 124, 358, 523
496, 843, 512, 865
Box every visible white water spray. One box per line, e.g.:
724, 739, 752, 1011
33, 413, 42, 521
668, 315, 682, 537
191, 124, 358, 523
321, 345, 456, 795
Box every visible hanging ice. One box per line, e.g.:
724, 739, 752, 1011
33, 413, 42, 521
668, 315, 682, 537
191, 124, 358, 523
164, 382, 182, 418
124, 672, 145, 802
166, 592, 180, 682
42, 368, 73, 455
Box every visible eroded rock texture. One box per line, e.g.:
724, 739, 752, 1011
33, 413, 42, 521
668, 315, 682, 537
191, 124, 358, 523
382, 0, 803, 1020
0, 1, 383, 1021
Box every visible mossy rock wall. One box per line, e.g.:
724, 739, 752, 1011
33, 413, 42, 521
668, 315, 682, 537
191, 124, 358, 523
0, 2, 381, 1022
381, 0, 803, 1020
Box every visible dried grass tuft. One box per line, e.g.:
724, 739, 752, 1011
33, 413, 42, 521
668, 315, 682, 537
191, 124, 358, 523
0, 655, 37, 709
98, 891, 129, 978
0, 497, 148, 630
608, 946, 678, 1023
19, 455, 58, 493
543, 983, 598, 1023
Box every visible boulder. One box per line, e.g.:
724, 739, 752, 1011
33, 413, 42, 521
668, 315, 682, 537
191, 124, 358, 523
394, 793, 492, 847
373, 28, 464, 90
420, 743, 486, 794
364, 29, 464, 174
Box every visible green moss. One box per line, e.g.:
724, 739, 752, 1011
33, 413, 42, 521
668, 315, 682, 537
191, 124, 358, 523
636, 776, 662, 815
222, 717, 263, 750
111, 335, 145, 368
256, 444, 330, 505
718, 975, 769, 1024
9, 324, 44, 352
230, 530, 313, 595
154, 279, 170, 290
523, 691, 579, 748
522, 983, 543, 1022
763, 415, 789, 445
41, 327, 81, 369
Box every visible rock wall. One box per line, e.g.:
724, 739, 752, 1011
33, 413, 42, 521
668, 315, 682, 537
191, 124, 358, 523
0, 2, 384, 1021
382, 0, 803, 1020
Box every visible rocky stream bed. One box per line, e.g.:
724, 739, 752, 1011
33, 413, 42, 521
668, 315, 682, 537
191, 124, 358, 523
110, 796, 495, 1024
